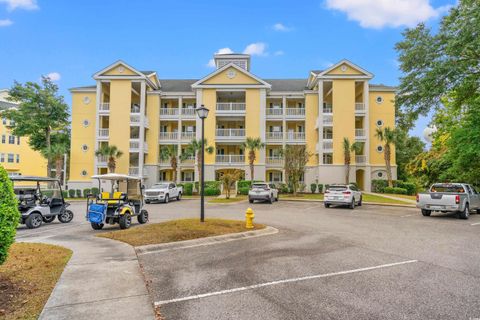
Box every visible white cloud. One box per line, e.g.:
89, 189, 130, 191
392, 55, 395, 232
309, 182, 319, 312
325, 0, 450, 29
0, 19, 13, 26
243, 42, 267, 56
45, 72, 61, 81
274, 50, 284, 56
206, 47, 234, 67
0, 0, 38, 11
273, 23, 291, 32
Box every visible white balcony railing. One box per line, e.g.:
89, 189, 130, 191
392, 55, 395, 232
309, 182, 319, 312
323, 104, 333, 114
181, 156, 195, 165
266, 156, 283, 165
181, 108, 196, 116
323, 140, 333, 151
130, 113, 149, 127
266, 108, 283, 116
129, 167, 139, 176
159, 132, 178, 140
355, 129, 366, 138
215, 128, 245, 137
286, 108, 305, 116
355, 155, 366, 164
216, 102, 246, 112
323, 115, 333, 126
286, 132, 305, 140
99, 103, 110, 112
159, 108, 179, 116
216, 155, 245, 163
181, 132, 195, 140
355, 103, 366, 112
98, 129, 109, 138
266, 132, 283, 140
97, 155, 108, 165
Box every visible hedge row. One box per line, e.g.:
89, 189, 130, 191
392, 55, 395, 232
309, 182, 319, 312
371, 180, 416, 195
66, 187, 100, 198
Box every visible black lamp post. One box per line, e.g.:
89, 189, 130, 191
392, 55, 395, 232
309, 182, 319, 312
195, 104, 209, 222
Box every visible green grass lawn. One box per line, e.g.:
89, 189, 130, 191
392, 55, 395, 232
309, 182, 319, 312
281, 192, 411, 205
362, 194, 411, 205
381, 193, 417, 201
208, 196, 247, 204
98, 218, 265, 246
282, 193, 324, 200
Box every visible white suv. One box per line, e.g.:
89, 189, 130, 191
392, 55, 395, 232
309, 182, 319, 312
248, 183, 279, 204
324, 184, 362, 209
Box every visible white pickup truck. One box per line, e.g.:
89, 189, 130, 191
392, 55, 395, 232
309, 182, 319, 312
416, 183, 480, 219
144, 182, 182, 204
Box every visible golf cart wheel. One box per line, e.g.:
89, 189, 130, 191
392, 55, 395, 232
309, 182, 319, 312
91, 222, 104, 230
421, 209, 431, 216
58, 210, 74, 223
177, 193, 182, 201
26, 213, 43, 229
138, 210, 149, 224
349, 199, 355, 210
43, 216, 56, 223
119, 213, 132, 229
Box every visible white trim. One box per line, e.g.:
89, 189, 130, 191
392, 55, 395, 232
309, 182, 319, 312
139, 81, 146, 179
93, 60, 144, 79
316, 59, 374, 78
92, 60, 159, 89
69, 88, 96, 93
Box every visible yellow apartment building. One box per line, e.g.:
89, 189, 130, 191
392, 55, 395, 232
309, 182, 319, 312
0, 89, 48, 177
68, 54, 396, 191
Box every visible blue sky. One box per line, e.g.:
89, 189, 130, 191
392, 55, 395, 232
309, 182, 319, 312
0, 0, 454, 139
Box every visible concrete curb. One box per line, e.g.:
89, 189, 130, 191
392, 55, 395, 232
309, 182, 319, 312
280, 198, 415, 208
135, 226, 279, 255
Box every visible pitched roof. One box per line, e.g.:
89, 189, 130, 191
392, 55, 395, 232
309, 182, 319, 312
263, 79, 308, 92
140, 71, 156, 76
69, 85, 96, 92
160, 79, 196, 92
369, 84, 397, 91
0, 100, 17, 110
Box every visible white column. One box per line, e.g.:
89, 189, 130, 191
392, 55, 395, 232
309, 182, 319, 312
259, 89, 266, 164
177, 96, 182, 183
194, 89, 202, 181
318, 81, 324, 165
363, 81, 370, 165
139, 81, 146, 179
94, 81, 102, 175
282, 95, 287, 148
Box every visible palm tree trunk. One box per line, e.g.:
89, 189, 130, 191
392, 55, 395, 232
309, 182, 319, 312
171, 156, 177, 183
385, 144, 393, 187
249, 150, 255, 182
55, 157, 63, 182
345, 162, 350, 185
45, 127, 52, 176
108, 157, 115, 173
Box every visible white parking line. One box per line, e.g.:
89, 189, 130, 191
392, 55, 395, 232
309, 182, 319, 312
154, 259, 418, 306
471, 222, 480, 226
401, 214, 415, 218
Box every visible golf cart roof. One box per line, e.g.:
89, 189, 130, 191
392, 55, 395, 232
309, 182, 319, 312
91, 173, 141, 181
10, 176, 60, 182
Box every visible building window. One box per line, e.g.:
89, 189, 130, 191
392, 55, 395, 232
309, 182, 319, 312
376, 96, 384, 104
1, 135, 5, 143
81, 144, 88, 152
16, 154, 19, 163
83, 96, 91, 105
376, 145, 384, 153
83, 119, 90, 127
0, 153, 4, 162
2, 118, 6, 125
81, 170, 88, 177
17, 136, 20, 145
376, 120, 384, 127
7, 153, 14, 163
377, 172, 384, 178
323, 153, 333, 164
8, 135, 15, 144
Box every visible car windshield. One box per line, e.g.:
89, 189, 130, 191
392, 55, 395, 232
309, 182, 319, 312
328, 186, 347, 192
152, 183, 169, 189
431, 184, 465, 193
252, 184, 268, 189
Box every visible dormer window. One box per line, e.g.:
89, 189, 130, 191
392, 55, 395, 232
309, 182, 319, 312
214, 54, 250, 71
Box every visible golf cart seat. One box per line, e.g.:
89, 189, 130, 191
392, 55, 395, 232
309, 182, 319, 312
100, 191, 127, 205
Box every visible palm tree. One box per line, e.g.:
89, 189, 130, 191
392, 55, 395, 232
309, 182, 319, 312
242, 137, 265, 182
219, 169, 243, 199
160, 145, 178, 182
42, 143, 68, 182
342, 137, 362, 185
375, 127, 396, 187
95, 145, 123, 173
181, 139, 214, 186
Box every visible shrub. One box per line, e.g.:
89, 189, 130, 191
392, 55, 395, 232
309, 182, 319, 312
278, 183, 289, 193
62, 191, 68, 198
68, 189, 76, 198
194, 181, 199, 192
371, 180, 388, 193
204, 187, 221, 196
205, 181, 221, 189
183, 183, 193, 196
83, 188, 91, 198
0, 166, 20, 264
237, 180, 251, 189
43, 190, 54, 197
349, 182, 358, 188
384, 187, 407, 194
325, 184, 330, 192
298, 183, 306, 193
76, 189, 82, 198
238, 187, 250, 195
317, 184, 324, 193
91, 187, 100, 197
310, 183, 317, 193
394, 181, 416, 195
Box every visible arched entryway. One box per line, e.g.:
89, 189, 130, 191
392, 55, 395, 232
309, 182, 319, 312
356, 169, 365, 190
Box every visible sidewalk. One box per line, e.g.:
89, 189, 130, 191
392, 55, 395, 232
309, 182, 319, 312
37, 232, 154, 319
364, 192, 417, 204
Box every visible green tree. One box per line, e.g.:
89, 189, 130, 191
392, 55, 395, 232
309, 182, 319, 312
395, 0, 480, 129
281, 145, 311, 197
375, 127, 397, 187
342, 137, 362, 185
181, 139, 214, 185
0, 166, 20, 265
42, 143, 68, 182
160, 145, 178, 182
395, 130, 425, 181
219, 169, 243, 199
3, 77, 69, 175
242, 137, 265, 182
95, 145, 124, 173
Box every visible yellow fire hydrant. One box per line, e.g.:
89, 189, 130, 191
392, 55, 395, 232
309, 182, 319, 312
245, 207, 255, 229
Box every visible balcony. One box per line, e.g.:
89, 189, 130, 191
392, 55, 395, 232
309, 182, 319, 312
97, 155, 108, 166
355, 129, 366, 140
285, 108, 305, 118
159, 132, 178, 141
180, 156, 195, 166
98, 129, 109, 140
216, 155, 245, 164
265, 132, 283, 142
323, 115, 333, 126
159, 108, 179, 118
129, 139, 148, 153
216, 103, 246, 115
323, 140, 333, 152
181, 108, 196, 117
215, 128, 245, 141
99, 103, 110, 114
355, 103, 366, 114
266, 156, 283, 166
129, 167, 139, 176
181, 131, 195, 141
266, 108, 283, 118
286, 132, 305, 142
323, 104, 333, 114
355, 155, 366, 164
130, 113, 149, 127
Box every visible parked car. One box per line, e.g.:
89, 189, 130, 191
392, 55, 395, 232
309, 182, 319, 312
144, 182, 183, 203
324, 184, 362, 209
11, 176, 74, 229
416, 183, 480, 219
248, 183, 279, 204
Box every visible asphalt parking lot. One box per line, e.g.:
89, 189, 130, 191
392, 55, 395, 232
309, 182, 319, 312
16, 199, 480, 320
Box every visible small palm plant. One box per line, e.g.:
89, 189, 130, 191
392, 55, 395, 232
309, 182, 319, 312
95, 145, 123, 173
242, 137, 265, 182
181, 139, 214, 186
375, 127, 396, 187
42, 142, 68, 182
160, 145, 178, 182
219, 169, 243, 199
342, 137, 362, 185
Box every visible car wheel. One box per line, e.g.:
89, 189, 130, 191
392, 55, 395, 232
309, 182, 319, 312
276, 194, 279, 201
145, 200, 150, 204
421, 209, 431, 216
269, 196, 273, 204
177, 193, 182, 201
137, 210, 149, 224
349, 199, 355, 209
358, 196, 362, 206
42, 216, 55, 223
249, 198, 254, 204
324, 203, 330, 208
119, 213, 132, 229
58, 210, 74, 223
91, 222, 104, 230
459, 203, 470, 219
26, 213, 43, 229
164, 195, 169, 204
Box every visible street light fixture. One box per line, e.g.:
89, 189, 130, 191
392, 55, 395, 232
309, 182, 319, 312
195, 104, 209, 222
